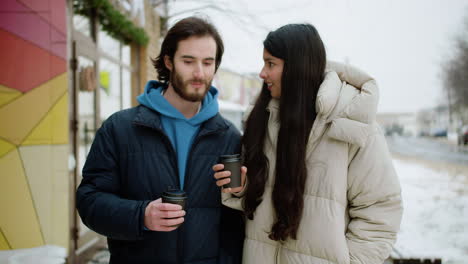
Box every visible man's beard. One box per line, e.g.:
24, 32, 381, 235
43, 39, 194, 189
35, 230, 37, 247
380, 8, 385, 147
170, 67, 212, 102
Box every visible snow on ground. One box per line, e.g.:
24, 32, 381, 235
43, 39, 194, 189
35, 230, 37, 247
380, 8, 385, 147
392, 158, 468, 263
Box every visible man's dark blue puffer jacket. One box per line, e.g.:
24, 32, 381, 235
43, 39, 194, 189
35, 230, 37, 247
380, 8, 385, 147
76, 105, 244, 264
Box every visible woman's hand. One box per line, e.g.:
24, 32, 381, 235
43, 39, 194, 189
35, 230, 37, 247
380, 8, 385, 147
213, 164, 247, 193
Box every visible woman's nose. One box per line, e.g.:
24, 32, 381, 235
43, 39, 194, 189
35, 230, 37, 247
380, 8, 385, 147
259, 68, 266, 79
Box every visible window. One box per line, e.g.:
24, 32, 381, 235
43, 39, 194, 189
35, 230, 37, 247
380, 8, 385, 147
98, 27, 134, 122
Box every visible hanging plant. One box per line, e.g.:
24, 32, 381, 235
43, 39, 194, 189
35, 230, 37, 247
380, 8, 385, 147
73, 0, 149, 45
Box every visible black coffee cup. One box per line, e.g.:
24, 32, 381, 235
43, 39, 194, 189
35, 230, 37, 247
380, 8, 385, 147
162, 188, 187, 209
219, 154, 242, 188
161, 188, 187, 227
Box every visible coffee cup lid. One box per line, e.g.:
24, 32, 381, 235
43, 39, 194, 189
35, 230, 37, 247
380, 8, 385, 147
220, 154, 240, 159
163, 188, 187, 198
219, 154, 241, 162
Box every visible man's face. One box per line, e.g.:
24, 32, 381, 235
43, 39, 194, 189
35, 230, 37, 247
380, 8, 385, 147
165, 36, 217, 102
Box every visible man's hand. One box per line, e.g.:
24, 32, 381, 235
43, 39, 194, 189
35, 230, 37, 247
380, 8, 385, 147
144, 198, 185, 232
213, 164, 247, 193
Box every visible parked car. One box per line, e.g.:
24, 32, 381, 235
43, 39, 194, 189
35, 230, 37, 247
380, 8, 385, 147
458, 125, 468, 145
432, 129, 447, 137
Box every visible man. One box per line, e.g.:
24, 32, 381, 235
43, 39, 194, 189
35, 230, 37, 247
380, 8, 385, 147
76, 17, 244, 264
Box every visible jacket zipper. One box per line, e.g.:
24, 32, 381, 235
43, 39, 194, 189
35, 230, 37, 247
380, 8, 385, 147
134, 121, 182, 264
182, 129, 224, 263
137, 120, 226, 264
133, 122, 180, 187
183, 129, 222, 191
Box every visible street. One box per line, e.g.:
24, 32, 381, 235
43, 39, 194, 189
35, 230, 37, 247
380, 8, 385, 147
386, 136, 468, 166
387, 136, 468, 264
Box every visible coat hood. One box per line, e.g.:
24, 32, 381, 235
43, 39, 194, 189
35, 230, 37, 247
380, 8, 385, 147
321, 61, 379, 123
322, 61, 379, 147
137, 80, 219, 126
266, 61, 379, 148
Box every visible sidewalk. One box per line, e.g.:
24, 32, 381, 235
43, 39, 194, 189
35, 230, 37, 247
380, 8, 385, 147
87, 248, 109, 264
424, 135, 468, 152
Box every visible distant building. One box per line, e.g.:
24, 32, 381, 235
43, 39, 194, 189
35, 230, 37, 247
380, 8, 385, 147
416, 106, 450, 136
377, 112, 418, 136
376, 104, 466, 138
213, 69, 262, 131
213, 69, 262, 108
0, 0, 165, 262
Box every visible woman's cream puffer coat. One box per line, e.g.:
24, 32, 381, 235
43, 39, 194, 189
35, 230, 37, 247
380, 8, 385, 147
222, 63, 403, 264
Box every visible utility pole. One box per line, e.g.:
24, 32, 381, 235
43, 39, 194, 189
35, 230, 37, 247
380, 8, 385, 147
447, 86, 453, 125
446, 85, 457, 143
163, 0, 169, 35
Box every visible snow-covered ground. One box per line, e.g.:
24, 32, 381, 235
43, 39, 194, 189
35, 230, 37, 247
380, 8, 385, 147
392, 158, 468, 263
84, 157, 468, 264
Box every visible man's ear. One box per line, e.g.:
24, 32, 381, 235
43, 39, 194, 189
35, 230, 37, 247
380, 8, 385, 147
164, 55, 173, 71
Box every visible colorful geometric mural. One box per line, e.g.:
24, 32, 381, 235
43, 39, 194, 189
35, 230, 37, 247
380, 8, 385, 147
0, 0, 69, 250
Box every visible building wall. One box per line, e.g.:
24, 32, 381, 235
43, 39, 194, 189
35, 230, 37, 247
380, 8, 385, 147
130, 0, 162, 106
214, 69, 262, 108
377, 112, 418, 136
0, 0, 69, 250
143, 0, 160, 83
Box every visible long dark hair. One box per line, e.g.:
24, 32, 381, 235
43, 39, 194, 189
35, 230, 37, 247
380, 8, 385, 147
152, 16, 224, 83
242, 24, 326, 241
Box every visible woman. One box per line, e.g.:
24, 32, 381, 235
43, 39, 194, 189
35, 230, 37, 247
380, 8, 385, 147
214, 23, 402, 264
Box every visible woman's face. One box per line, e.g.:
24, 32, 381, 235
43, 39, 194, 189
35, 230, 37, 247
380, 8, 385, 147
259, 48, 284, 99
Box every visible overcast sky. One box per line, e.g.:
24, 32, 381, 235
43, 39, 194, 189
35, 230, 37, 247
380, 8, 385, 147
169, 0, 468, 113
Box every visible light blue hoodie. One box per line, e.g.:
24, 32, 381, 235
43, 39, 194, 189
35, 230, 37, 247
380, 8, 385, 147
137, 80, 219, 189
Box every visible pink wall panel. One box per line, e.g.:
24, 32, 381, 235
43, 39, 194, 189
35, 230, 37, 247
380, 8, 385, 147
49, 0, 66, 34
0, 0, 30, 12
0, 0, 66, 59
18, 0, 66, 35
0, 29, 66, 93
0, 14, 51, 54
50, 28, 67, 59
15, 0, 50, 15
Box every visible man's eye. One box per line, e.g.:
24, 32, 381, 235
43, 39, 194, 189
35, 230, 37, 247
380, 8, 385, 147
268, 62, 274, 67
184, 61, 193, 64
204, 62, 213, 66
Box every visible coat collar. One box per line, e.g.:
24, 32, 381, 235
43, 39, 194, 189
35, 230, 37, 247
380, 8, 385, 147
132, 105, 229, 135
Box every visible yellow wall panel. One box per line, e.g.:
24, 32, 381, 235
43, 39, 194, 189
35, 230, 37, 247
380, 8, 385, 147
0, 149, 44, 248
0, 73, 67, 145
22, 93, 69, 145
0, 229, 11, 250
0, 139, 15, 158
0, 85, 19, 92
0, 85, 22, 107
19, 145, 69, 248
51, 145, 70, 249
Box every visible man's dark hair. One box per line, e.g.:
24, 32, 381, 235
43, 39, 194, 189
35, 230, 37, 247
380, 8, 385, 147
152, 16, 224, 83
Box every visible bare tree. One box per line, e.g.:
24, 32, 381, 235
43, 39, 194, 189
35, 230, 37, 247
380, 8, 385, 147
442, 13, 468, 122
151, 0, 273, 36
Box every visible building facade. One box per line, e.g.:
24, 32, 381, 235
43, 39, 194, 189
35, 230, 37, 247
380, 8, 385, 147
0, 1, 260, 262
1, 0, 69, 253
0, 0, 163, 262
